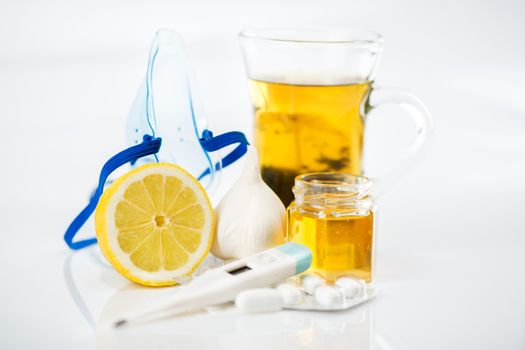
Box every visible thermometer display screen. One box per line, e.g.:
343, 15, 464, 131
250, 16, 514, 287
227, 265, 252, 275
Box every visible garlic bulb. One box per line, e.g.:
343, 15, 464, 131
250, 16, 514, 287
211, 147, 285, 259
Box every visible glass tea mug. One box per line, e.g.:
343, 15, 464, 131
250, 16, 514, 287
239, 28, 432, 205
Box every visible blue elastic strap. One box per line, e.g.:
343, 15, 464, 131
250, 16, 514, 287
198, 129, 249, 180
63, 135, 162, 250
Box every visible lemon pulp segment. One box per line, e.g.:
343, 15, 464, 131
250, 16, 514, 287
95, 163, 214, 286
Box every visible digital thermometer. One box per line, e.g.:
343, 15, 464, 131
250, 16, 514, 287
114, 243, 312, 327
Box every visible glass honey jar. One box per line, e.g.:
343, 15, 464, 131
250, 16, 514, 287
286, 173, 375, 282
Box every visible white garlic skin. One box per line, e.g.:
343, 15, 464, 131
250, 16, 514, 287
211, 147, 286, 260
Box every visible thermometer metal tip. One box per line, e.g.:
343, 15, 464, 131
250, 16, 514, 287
114, 319, 127, 328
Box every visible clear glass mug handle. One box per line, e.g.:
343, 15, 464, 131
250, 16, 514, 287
363, 86, 433, 197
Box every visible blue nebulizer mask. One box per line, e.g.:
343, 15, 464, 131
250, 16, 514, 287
64, 29, 248, 250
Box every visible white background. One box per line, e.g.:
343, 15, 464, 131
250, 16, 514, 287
1, 0, 524, 349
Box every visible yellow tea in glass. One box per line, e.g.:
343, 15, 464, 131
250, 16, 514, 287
240, 28, 432, 206
250, 80, 370, 205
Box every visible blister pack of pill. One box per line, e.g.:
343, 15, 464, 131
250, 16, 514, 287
282, 274, 375, 311
235, 274, 376, 313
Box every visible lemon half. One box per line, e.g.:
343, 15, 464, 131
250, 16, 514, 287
95, 163, 215, 286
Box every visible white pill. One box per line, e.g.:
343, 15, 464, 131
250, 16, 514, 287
235, 288, 284, 313
300, 274, 324, 295
335, 277, 365, 299
314, 286, 344, 307
276, 283, 303, 305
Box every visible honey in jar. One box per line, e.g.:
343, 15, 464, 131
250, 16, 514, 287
287, 173, 375, 282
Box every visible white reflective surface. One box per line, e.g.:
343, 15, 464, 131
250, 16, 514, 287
1, 0, 525, 349
68, 248, 388, 350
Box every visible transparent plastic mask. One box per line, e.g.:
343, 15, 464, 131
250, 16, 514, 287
64, 29, 248, 251
127, 29, 220, 190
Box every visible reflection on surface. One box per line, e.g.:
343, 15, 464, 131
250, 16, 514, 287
64, 248, 397, 350
97, 305, 379, 350
63, 253, 96, 330
97, 306, 396, 350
